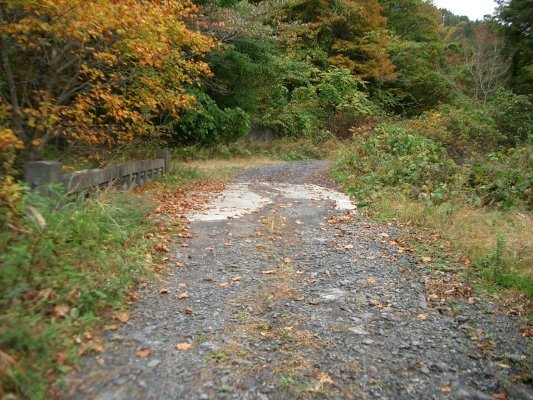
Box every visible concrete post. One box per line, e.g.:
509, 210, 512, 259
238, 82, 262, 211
156, 149, 170, 173
24, 161, 63, 194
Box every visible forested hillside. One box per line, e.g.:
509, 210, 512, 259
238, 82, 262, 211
0, 0, 531, 397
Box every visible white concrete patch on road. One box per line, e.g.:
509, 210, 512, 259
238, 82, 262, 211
186, 183, 272, 221
187, 181, 355, 222
273, 183, 356, 211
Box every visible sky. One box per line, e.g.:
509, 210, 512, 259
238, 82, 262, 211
432, 0, 498, 20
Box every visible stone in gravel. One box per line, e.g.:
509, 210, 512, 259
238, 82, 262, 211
319, 288, 347, 302
147, 359, 161, 368
456, 315, 469, 323
453, 386, 495, 400
349, 326, 368, 335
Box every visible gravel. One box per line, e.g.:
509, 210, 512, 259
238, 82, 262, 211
66, 160, 532, 400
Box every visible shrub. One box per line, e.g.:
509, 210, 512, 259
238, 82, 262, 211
487, 89, 533, 145
333, 124, 459, 206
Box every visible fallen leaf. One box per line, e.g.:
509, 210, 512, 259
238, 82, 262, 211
344, 244, 354, 250
53, 305, 70, 318
440, 385, 452, 393
96, 357, 105, 365
231, 276, 242, 282
178, 283, 187, 288
205, 247, 214, 251
219, 282, 229, 288
83, 332, 93, 341
159, 288, 169, 294
175, 261, 185, 268
177, 293, 189, 299
154, 243, 169, 252
103, 324, 120, 331
295, 270, 304, 275
496, 362, 511, 369
67, 288, 81, 304
184, 307, 193, 315
427, 294, 439, 301
492, 393, 507, 400
295, 220, 303, 225
136, 348, 151, 358
261, 270, 276, 275
175, 343, 192, 351
283, 257, 292, 264
366, 278, 376, 286
115, 312, 129, 323
418, 256, 432, 264
416, 314, 428, 321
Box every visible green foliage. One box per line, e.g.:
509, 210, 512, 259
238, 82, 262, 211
0, 189, 154, 398
487, 89, 533, 144
333, 124, 459, 206
467, 146, 533, 209
172, 91, 250, 146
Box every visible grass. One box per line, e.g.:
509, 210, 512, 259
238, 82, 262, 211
0, 164, 211, 399
367, 191, 533, 299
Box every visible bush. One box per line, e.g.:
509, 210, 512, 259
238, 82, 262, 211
487, 89, 533, 145
333, 124, 459, 206
171, 91, 250, 146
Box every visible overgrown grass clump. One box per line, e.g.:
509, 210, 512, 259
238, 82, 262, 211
334, 104, 533, 299
0, 186, 155, 398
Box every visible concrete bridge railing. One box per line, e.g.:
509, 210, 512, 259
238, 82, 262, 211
24, 149, 170, 195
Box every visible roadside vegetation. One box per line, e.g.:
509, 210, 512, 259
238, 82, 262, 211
1, 0, 531, 397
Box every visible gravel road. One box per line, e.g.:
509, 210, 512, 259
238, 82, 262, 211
67, 161, 532, 400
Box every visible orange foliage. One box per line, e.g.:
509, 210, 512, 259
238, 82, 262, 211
0, 0, 214, 159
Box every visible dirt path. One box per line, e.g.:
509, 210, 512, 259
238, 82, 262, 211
67, 161, 532, 400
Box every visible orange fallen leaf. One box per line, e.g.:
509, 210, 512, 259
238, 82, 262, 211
177, 293, 189, 299
231, 276, 242, 282
154, 243, 169, 252
492, 393, 507, 400
115, 312, 129, 323
261, 270, 276, 275
283, 257, 292, 264
103, 324, 120, 331
175, 261, 185, 268
53, 305, 70, 318
416, 314, 428, 321
295, 270, 304, 275
136, 348, 151, 358
427, 294, 439, 301
175, 343, 192, 351
159, 288, 169, 294
440, 385, 452, 393
219, 282, 229, 288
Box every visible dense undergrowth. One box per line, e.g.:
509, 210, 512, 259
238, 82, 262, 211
0, 166, 204, 398
333, 95, 533, 300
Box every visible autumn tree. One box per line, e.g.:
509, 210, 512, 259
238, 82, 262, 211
0, 0, 214, 161
283, 0, 397, 82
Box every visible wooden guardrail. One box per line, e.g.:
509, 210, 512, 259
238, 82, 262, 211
24, 149, 170, 195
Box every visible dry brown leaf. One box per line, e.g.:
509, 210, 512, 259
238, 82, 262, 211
96, 357, 105, 365
261, 270, 276, 275
136, 348, 151, 358
175, 343, 192, 351
177, 293, 189, 299
492, 393, 507, 400
283, 257, 292, 264
295, 270, 304, 275
115, 312, 129, 323
53, 305, 70, 318
159, 288, 169, 294
416, 314, 428, 321
427, 294, 439, 301
295, 220, 303, 225
154, 243, 169, 252
418, 256, 432, 264
219, 282, 229, 288
175, 261, 185, 268
103, 324, 120, 331
440, 385, 452, 393
184, 307, 193, 315
231, 276, 242, 282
